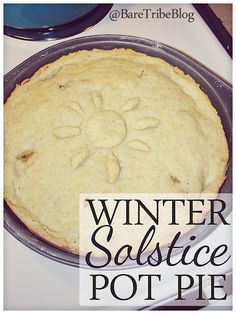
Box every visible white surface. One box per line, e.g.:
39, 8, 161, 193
4, 4, 232, 82
4, 3, 232, 310
4, 231, 79, 310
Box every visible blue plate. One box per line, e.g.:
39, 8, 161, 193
4, 4, 113, 41
4, 4, 99, 29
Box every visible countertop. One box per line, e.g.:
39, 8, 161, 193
209, 4, 232, 35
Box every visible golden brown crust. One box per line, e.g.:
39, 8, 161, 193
4, 48, 229, 255
5, 193, 79, 254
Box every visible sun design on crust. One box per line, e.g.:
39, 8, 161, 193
53, 86, 159, 184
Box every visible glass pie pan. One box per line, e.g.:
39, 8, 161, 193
4, 34, 232, 268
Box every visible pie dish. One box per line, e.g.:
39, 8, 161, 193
4, 47, 229, 255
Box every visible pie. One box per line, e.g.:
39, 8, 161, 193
4, 49, 229, 255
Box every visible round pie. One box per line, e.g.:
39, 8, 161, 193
4, 49, 229, 255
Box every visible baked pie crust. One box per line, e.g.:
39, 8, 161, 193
4, 49, 229, 254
